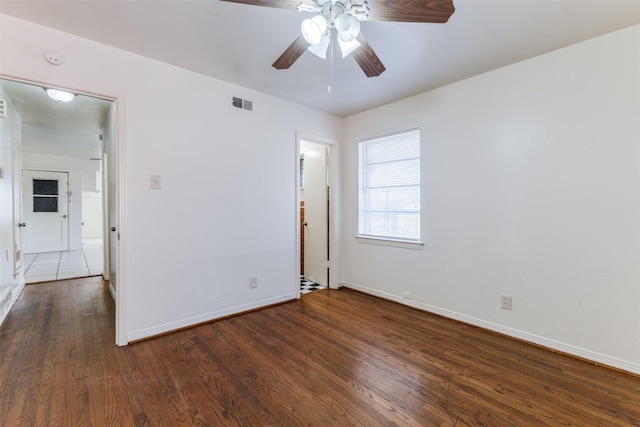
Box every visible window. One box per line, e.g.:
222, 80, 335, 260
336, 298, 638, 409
359, 129, 420, 243
33, 179, 59, 213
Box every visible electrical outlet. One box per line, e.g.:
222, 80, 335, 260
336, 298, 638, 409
249, 277, 257, 289
402, 292, 412, 300
501, 295, 512, 310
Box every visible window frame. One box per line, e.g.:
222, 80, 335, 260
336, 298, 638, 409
32, 178, 60, 213
357, 128, 424, 249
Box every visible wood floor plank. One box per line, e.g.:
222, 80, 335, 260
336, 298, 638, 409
1, 278, 639, 426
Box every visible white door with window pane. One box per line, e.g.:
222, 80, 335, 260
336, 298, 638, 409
22, 170, 69, 253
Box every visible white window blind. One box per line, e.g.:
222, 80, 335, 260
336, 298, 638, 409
359, 129, 420, 242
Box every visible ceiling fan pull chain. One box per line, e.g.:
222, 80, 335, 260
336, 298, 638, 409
328, 24, 334, 94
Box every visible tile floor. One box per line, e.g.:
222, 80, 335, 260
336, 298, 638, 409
23, 238, 104, 284
300, 276, 327, 295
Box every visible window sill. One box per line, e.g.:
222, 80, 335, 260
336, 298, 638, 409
355, 235, 424, 250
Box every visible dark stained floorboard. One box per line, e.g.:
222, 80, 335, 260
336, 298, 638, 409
1, 277, 639, 426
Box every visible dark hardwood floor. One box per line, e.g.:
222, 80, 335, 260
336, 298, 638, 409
1, 277, 638, 426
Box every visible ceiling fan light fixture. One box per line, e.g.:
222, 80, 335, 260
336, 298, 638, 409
335, 13, 360, 42
307, 34, 331, 59
301, 15, 328, 45
338, 37, 361, 58
45, 88, 75, 102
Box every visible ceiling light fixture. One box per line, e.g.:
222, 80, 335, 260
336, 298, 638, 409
45, 88, 76, 103
335, 13, 361, 57
299, 0, 367, 60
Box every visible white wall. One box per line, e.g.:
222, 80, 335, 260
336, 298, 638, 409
0, 14, 341, 341
81, 167, 102, 239
21, 152, 100, 250
82, 189, 103, 239
340, 25, 640, 374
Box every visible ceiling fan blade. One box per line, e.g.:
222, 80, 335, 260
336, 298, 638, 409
352, 34, 386, 77
218, 0, 301, 10
273, 35, 310, 70
366, 0, 455, 23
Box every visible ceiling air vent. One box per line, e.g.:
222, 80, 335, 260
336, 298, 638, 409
0, 100, 6, 119
231, 96, 253, 112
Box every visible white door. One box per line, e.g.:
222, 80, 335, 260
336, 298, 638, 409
22, 170, 69, 253
301, 141, 329, 286
12, 134, 23, 274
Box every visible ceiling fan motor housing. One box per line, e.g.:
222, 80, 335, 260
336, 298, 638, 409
298, 0, 370, 22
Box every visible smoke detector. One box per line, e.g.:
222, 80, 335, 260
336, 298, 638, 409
44, 49, 65, 65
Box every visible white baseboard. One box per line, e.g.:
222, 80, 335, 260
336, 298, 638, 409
0, 287, 11, 327
128, 292, 297, 342
108, 282, 116, 303
340, 281, 640, 376
0, 280, 25, 327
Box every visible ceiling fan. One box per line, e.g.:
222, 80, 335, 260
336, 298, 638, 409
219, 0, 455, 77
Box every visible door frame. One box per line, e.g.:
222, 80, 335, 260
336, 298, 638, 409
1, 73, 127, 346
295, 131, 339, 295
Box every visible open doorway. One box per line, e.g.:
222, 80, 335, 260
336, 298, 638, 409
0, 79, 112, 285
299, 139, 330, 295
1, 76, 123, 345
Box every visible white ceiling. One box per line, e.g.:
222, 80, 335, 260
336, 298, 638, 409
0, 1, 639, 157
0, 78, 112, 159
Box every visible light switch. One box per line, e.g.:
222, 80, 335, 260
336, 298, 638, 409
150, 174, 161, 190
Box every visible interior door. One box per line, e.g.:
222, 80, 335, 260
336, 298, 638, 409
22, 170, 69, 253
12, 134, 23, 274
301, 140, 328, 286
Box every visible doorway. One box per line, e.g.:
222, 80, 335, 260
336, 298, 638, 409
1, 79, 115, 291
300, 139, 330, 291
1, 78, 112, 285
0, 76, 123, 345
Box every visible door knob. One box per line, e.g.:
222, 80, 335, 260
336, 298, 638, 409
111, 227, 116, 232
303, 222, 308, 226
18, 223, 26, 227
62, 215, 67, 218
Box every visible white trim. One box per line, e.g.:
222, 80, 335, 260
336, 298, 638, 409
340, 280, 640, 376
128, 293, 297, 342
355, 235, 424, 250
109, 282, 116, 303
0, 280, 24, 327
114, 94, 127, 346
